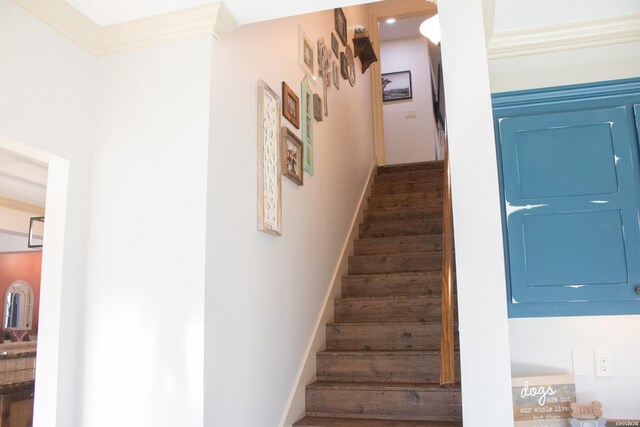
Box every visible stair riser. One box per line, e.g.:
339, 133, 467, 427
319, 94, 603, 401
326, 323, 441, 350
317, 353, 451, 383
341, 274, 441, 298
335, 298, 442, 322
305, 388, 462, 421
355, 236, 442, 256
375, 170, 443, 184
368, 195, 442, 210
349, 254, 441, 275
364, 207, 443, 223
378, 162, 445, 174
371, 181, 443, 196
359, 220, 443, 239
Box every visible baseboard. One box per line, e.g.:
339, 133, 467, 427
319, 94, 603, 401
279, 163, 376, 427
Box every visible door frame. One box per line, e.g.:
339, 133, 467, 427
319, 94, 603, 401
368, 0, 437, 166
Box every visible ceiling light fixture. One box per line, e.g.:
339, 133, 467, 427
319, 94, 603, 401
419, 14, 441, 44
386, 18, 396, 24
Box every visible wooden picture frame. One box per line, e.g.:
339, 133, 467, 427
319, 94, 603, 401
282, 82, 300, 129
382, 70, 413, 102
313, 94, 323, 122
301, 79, 314, 175
298, 25, 315, 82
331, 33, 339, 58
332, 61, 340, 89
257, 80, 282, 236
281, 127, 304, 186
345, 44, 356, 87
335, 8, 347, 46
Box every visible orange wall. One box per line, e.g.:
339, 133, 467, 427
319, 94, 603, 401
0, 252, 41, 337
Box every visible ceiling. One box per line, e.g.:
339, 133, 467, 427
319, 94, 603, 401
62, 0, 376, 26
378, 14, 431, 42
0, 148, 48, 208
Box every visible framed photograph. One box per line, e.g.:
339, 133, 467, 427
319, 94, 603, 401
282, 82, 300, 129
382, 70, 413, 102
345, 44, 356, 87
335, 8, 347, 46
313, 94, 323, 122
281, 127, 303, 186
257, 80, 282, 236
331, 33, 339, 58
298, 26, 315, 81
301, 79, 314, 175
332, 61, 340, 89
340, 52, 348, 80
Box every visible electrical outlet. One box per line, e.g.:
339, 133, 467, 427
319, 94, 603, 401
595, 349, 613, 377
404, 109, 417, 119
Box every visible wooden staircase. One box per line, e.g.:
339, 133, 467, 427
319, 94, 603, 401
294, 161, 462, 427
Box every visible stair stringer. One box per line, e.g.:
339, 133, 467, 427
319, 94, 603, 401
279, 164, 376, 427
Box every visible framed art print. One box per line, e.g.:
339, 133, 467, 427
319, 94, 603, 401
301, 79, 314, 175
282, 81, 300, 128
281, 127, 304, 186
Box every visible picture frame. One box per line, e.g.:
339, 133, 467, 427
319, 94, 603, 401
340, 52, 348, 80
298, 26, 315, 82
301, 79, 314, 175
335, 8, 347, 46
257, 80, 282, 236
345, 44, 356, 87
281, 127, 304, 186
28, 216, 44, 248
331, 33, 339, 58
313, 94, 323, 122
332, 61, 340, 89
282, 81, 300, 129
382, 70, 413, 102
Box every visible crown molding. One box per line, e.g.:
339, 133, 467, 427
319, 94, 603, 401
0, 197, 45, 215
487, 12, 640, 59
12, 0, 238, 56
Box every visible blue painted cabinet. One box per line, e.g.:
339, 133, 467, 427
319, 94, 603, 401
493, 79, 640, 317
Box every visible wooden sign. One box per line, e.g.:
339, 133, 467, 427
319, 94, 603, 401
571, 402, 603, 419
570, 418, 606, 427
513, 374, 577, 426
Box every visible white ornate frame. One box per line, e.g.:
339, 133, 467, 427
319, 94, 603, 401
257, 80, 282, 236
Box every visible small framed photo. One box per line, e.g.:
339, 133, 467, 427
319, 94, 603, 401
281, 127, 304, 186
382, 70, 413, 102
332, 61, 340, 89
331, 33, 339, 58
335, 8, 347, 46
282, 81, 300, 129
28, 216, 45, 248
313, 94, 323, 122
298, 25, 315, 81
340, 52, 348, 80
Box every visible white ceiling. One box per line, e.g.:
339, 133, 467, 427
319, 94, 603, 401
0, 148, 48, 208
378, 14, 431, 42
63, 0, 376, 26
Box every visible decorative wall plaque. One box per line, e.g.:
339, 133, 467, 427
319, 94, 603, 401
257, 80, 282, 236
513, 374, 577, 426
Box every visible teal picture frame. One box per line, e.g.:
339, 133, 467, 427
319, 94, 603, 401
301, 79, 314, 175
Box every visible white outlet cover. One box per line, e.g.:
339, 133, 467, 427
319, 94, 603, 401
595, 349, 613, 377
572, 350, 594, 376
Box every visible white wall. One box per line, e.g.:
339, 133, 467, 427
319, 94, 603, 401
0, 1, 95, 425
487, 2, 640, 420
438, 0, 514, 423
0, 231, 40, 253
205, 5, 375, 427
82, 37, 212, 427
381, 37, 437, 165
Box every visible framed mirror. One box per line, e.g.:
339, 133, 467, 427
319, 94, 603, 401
3, 281, 34, 331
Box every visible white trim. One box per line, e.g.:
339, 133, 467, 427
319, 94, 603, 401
11, 0, 238, 57
487, 12, 640, 59
278, 164, 375, 427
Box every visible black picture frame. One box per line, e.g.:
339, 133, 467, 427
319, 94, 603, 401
335, 8, 347, 46
28, 216, 44, 248
382, 70, 413, 102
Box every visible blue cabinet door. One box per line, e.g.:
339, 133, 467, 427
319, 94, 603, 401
498, 105, 640, 316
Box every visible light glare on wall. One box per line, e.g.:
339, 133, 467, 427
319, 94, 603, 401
419, 14, 441, 44
386, 18, 396, 24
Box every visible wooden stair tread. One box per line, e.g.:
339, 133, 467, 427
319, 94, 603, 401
338, 295, 440, 301
294, 416, 462, 426
307, 380, 455, 391
328, 321, 443, 327
377, 161, 445, 174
